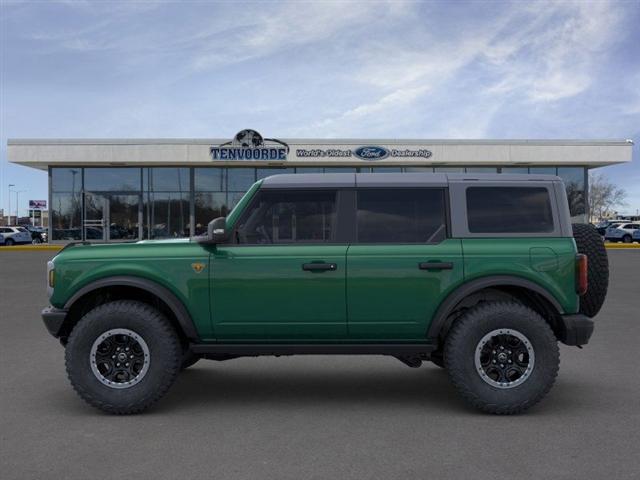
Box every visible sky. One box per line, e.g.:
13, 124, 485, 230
1, 0, 639, 216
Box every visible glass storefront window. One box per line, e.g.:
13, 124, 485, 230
322, 167, 358, 173
256, 168, 295, 180
144, 168, 189, 192
194, 168, 225, 191
227, 168, 256, 190
85, 168, 141, 191
500, 167, 529, 174
295, 167, 324, 173
51, 192, 81, 240
557, 167, 586, 220
465, 167, 498, 173
370, 167, 402, 172
145, 192, 189, 239
404, 167, 434, 173
529, 167, 557, 175
434, 167, 464, 172
51, 168, 82, 192
195, 192, 227, 235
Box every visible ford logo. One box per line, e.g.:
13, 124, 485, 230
354, 146, 389, 160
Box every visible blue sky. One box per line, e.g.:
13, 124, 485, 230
1, 0, 639, 216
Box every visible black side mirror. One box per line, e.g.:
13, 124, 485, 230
206, 217, 228, 243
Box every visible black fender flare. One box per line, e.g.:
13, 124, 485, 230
64, 275, 199, 340
426, 275, 564, 341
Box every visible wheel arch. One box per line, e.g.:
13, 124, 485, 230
427, 275, 565, 343
61, 276, 199, 343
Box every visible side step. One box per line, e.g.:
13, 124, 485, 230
190, 343, 436, 357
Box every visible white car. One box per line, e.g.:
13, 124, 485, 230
0, 232, 4, 245
605, 222, 640, 243
0, 226, 32, 246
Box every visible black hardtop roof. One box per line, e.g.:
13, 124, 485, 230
260, 172, 561, 188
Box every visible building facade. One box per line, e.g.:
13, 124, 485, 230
7, 132, 633, 243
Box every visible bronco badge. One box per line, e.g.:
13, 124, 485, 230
191, 262, 206, 273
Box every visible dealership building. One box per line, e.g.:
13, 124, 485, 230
7, 132, 633, 242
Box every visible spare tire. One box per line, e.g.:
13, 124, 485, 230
572, 223, 609, 317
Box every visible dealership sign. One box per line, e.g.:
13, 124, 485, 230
29, 200, 47, 209
211, 129, 289, 161
296, 146, 432, 160
211, 130, 433, 162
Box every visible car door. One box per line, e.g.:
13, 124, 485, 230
211, 188, 348, 340
346, 187, 463, 340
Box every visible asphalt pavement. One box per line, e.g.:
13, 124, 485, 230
1, 250, 639, 479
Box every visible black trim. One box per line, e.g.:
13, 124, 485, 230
558, 314, 594, 346
41, 306, 68, 338
63, 276, 199, 340
190, 342, 436, 356
426, 275, 565, 340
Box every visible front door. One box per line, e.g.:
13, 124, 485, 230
84, 193, 142, 242
211, 189, 348, 340
346, 188, 464, 340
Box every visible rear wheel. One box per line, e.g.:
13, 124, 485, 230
622, 235, 632, 244
65, 300, 182, 414
5, 238, 14, 246
444, 302, 559, 414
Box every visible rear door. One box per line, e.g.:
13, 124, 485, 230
211, 189, 348, 340
346, 187, 463, 340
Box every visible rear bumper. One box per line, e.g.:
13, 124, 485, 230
42, 307, 68, 338
558, 314, 594, 346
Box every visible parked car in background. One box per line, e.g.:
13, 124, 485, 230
595, 220, 624, 236
0, 226, 32, 246
21, 225, 48, 244
632, 229, 640, 243
0, 232, 4, 245
605, 223, 640, 243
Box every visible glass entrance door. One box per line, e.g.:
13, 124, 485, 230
84, 193, 142, 242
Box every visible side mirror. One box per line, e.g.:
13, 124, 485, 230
206, 217, 228, 244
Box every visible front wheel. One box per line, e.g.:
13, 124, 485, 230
444, 302, 559, 414
5, 238, 14, 246
65, 300, 182, 414
623, 235, 632, 244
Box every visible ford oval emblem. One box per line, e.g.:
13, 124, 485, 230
354, 145, 389, 160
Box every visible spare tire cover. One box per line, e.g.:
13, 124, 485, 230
572, 223, 609, 317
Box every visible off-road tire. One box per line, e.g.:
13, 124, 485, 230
181, 350, 200, 370
572, 223, 609, 317
65, 300, 182, 414
444, 302, 559, 414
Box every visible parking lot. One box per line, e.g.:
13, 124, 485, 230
1, 249, 639, 479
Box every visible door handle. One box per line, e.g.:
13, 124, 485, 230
419, 262, 453, 270
302, 262, 337, 272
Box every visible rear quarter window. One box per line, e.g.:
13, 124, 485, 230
466, 187, 554, 234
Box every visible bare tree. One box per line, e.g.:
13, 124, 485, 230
588, 172, 627, 221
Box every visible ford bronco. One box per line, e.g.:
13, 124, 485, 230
42, 173, 608, 414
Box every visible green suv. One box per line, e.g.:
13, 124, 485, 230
42, 173, 608, 414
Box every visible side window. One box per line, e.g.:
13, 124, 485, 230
236, 190, 337, 244
466, 187, 554, 233
356, 188, 446, 243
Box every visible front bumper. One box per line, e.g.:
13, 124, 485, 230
558, 314, 594, 346
42, 307, 68, 338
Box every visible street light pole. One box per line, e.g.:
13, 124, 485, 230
8, 184, 15, 225
15, 190, 26, 225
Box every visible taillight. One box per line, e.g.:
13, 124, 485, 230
576, 254, 588, 295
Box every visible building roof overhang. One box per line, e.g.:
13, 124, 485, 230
7, 138, 634, 171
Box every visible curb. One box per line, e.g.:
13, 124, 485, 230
604, 243, 640, 249
0, 245, 63, 251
